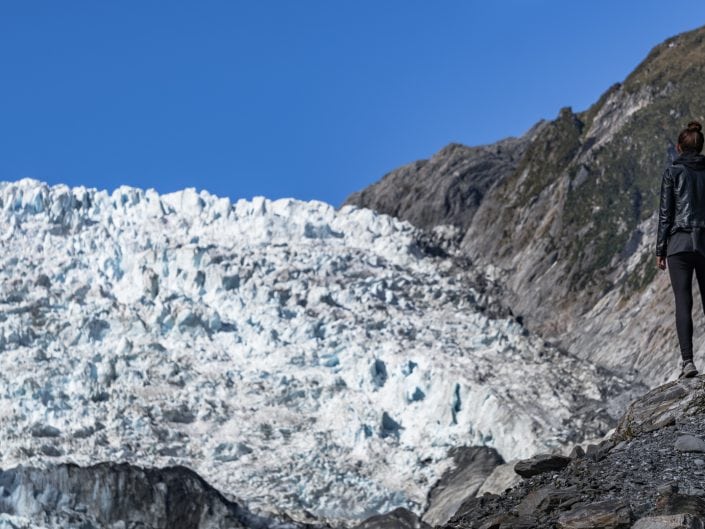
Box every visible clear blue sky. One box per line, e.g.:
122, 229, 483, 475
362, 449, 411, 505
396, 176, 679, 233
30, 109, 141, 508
1, 2, 703, 207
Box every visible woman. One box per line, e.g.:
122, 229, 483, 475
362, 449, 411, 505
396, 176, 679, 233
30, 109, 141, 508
656, 121, 705, 379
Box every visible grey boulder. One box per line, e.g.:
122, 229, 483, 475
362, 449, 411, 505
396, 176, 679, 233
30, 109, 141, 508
675, 434, 705, 453
557, 499, 632, 529
632, 513, 705, 528
513, 453, 572, 478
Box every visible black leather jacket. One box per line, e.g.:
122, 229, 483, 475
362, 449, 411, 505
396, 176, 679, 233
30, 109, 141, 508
656, 151, 705, 257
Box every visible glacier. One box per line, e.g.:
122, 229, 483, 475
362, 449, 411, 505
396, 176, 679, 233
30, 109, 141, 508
0, 178, 639, 524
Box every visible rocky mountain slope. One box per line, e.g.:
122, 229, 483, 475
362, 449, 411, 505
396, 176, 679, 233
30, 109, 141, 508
343, 23, 705, 389
343, 126, 544, 236
0, 179, 641, 526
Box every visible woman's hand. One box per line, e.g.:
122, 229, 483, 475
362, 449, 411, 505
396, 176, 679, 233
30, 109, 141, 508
657, 256, 667, 270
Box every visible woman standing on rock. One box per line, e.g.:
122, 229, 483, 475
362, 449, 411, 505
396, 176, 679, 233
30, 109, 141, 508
656, 121, 705, 379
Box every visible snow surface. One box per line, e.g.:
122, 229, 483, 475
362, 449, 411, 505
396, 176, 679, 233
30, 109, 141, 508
0, 179, 628, 524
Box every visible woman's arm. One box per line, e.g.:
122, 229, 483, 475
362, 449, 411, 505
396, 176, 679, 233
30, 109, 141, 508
656, 166, 675, 258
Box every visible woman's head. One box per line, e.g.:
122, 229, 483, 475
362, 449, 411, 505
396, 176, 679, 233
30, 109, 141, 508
677, 121, 704, 153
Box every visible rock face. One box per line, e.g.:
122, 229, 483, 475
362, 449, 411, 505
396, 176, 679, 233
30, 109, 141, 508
441, 374, 705, 529
422, 446, 504, 527
556, 499, 632, 529
0, 462, 306, 529
632, 514, 705, 529
612, 375, 705, 441
513, 453, 572, 478
675, 434, 705, 453
343, 132, 543, 235
476, 460, 523, 496
342, 23, 705, 389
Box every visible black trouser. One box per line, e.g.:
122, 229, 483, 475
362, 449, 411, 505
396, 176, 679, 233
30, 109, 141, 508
667, 251, 705, 362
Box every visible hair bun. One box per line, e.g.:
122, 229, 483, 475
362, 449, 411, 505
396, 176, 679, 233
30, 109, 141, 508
688, 121, 702, 133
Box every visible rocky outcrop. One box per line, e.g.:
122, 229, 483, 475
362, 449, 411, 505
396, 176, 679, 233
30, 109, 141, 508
0, 462, 315, 529
440, 374, 705, 529
556, 500, 632, 529
342, 23, 705, 388
632, 514, 705, 529
476, 460, 523, 496
513, 453, 572, 478
422, 447, 504, 527
612, 375, 705, 441
343, 131, 543, 235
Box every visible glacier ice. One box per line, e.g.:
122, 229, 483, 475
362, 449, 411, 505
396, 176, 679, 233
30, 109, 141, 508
0, 178, 635, 524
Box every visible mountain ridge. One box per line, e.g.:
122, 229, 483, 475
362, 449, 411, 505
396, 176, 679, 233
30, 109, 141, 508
343, 22, 705, 389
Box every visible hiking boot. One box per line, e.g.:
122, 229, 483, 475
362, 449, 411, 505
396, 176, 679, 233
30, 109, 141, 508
679, 360, 699, 379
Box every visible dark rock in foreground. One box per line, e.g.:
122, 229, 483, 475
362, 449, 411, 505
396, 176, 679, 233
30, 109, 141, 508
0, 462, 321, 529
513, 454, 572, 478
632, 514, 705, 529
612, 375, 705, 442
422, 446, 504, 527
556, 499, 631, 528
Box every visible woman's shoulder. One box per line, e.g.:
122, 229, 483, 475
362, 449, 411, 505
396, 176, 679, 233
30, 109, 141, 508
666, 163, 688, 177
